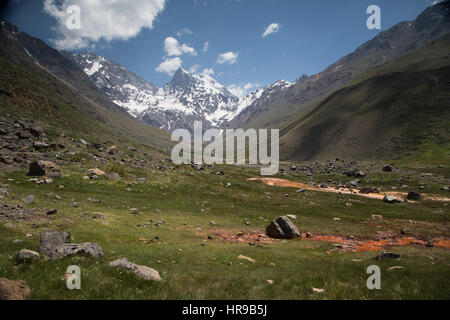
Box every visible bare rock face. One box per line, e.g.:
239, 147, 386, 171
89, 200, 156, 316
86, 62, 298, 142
28, 161, 61, 177
0, 278, 31, 300
266, 216, 301, 239
109, 258, 163, 281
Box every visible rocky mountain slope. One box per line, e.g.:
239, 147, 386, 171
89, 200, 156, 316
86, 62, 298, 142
279, 33, 450, 161
236, 1, 450, 130
0, 18, 171, 155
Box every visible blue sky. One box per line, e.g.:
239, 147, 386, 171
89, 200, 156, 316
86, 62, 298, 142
1, 0, 439, 96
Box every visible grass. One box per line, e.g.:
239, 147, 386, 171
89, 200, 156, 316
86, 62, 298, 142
0, 161, 449, 300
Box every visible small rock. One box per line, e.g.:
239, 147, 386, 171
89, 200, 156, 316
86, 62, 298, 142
22, 195, 35, 205
0, 278, 31, 300
406, 191, 421, 201
109, 258, 162, 281
374, 252, 401, 260
16, 249, 40, 262
46, 209, 57, 216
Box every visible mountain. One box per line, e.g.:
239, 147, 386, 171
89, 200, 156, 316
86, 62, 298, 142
235, 0, 450, 130
0, 18, 171, 152
66, 52, 293, 131
278, 33, 450, 161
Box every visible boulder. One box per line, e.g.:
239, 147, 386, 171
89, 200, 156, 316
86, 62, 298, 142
383, 195, 401, 203
52, 243, 103, 260
106, 173, 120, 180
406, 191, 422, 201
39, 230, 71, 256
22, 195, 35, 205
109, 258, 162, 281
28, 161, 61, 177
266, 216, 301, 239
87, 168, 105, 176
16, 249, 40, 262
0, 278, 31, 300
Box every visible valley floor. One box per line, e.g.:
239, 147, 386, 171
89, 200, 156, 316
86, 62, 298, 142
0, 161, 449, 299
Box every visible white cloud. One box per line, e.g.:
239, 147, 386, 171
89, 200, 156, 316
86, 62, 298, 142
202, 41, 209, 53
189, 64, 200, 73
43, 0, 166, 49
201, 68, 215, 76
262, 23, 280, 38
176, 28, 193, 37
164, 37, 197, 56
155, 57, 182, 75
217, 51, 238, 65
227, 82, 260, 98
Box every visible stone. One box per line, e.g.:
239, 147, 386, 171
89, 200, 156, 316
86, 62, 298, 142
92, 212, 104, 219
22, 195, 35, 205
87, 168, 105, 176
371, 214, 383, 221
382, 165, 393, 172
109, 258, 162, 281
106, 173, 121, 180
16, 249, 40, 262
383, 195, 401, 203
0, 278, 31, 300
266, 216, 301, 239
406, 192, 422, 201
28, 161, 60, 177
0, 188, 9, 196
51, 243, 103, 260
374, 252, 401, 260
238, 255, 255, 263
46, 209, 57, 215
39, 230, 71, 257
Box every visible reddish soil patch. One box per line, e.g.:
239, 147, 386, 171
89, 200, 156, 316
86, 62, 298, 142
248, 177, 450, 202
307, 234, 450, 252
206, 229, 450, 252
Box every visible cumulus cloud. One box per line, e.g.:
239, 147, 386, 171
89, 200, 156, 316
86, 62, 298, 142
43, 0, 166, 49
262, 23, 280, 38
227, 82, 260, 98
217, 51, 238, 65
164, 37, 197, 56
155, 57, 182, 75
201, 68, 215, 76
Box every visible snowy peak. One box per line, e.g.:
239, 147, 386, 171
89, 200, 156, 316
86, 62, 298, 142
66, 51, 293, 131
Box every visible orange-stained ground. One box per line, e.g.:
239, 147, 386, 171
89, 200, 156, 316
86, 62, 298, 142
209, 230, 450, 252
247, 177, 450, 202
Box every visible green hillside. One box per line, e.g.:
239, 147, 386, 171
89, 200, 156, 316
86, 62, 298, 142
279, 34, 450, 163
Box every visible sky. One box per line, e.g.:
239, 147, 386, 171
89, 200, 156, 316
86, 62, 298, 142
0, 0, 442, 97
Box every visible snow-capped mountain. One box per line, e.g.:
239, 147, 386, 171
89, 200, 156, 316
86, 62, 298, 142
65, 52, 292, 131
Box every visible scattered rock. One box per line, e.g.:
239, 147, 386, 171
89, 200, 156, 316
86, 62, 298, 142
106, 173, 121, 180
109, 258, 162, 281
382, 165, 393, 172
374, 252, 401, 260
266, 216, 301, 239
87, 168, 105, 176
16, 249, 40, 262
406, 192, 421, 201
238, 255, 255, 263
39, 230, 71, 257
46, 209, 57, 216
22, 195, 35, 205
388, 266, 405, 271
28, 161, 61, 177
383, 195, 400, 203
0, 278, 31, 300
312, 287, 325, 293
371, 214, 383, 221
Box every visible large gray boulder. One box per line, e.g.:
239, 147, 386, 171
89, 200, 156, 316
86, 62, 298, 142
109, 258, 162, 281
266, 216, 301, 239
39, 230, 71, 256
39, 230, 103, 260
52, 243, 103, 260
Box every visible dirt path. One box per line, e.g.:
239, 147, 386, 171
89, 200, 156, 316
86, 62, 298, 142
247, 177, 450, 202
